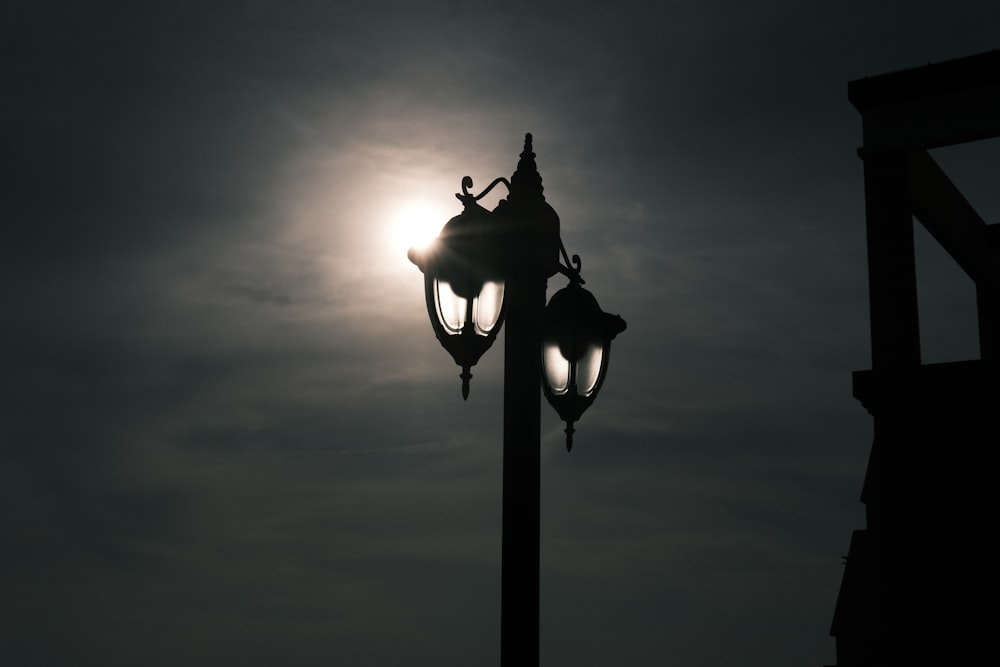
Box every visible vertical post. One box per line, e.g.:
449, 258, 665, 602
500, 264, 544, 667
498, 134, 557, 667
862, 151, 921, 369
977, 284, 1000, 359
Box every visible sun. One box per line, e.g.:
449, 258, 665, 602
387, 199, 450, 260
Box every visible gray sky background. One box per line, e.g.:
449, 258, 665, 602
4, 1, 998, 665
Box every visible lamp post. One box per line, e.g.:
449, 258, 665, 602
408, 134, 626, 666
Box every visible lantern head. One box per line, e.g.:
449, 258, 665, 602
409, 196, 506, 399
541, 281, 626, 450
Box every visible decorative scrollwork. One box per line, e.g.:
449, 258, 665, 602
556, 242, 585, 285
455, 176, 512, 206
453, 173, 586, 288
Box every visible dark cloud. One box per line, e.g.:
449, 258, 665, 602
3, 0, 997, 664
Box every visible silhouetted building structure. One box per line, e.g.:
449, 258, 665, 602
830, 51, 1000, 665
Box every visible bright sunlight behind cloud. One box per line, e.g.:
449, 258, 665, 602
387, 199, 450, 261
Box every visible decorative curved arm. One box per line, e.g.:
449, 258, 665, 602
455, 176, 512, 206
556, 243, 585, 285
452, 174, 586, 287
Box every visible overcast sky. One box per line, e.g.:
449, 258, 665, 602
4, 1, 999, 665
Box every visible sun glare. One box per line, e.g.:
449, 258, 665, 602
388, 200, 450, 260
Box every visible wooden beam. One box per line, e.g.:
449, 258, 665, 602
850, 51, 1000, 153
908, 150, 1000, 292
863, 151, 921, 369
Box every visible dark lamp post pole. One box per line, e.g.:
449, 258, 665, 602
408, 134, 625, 666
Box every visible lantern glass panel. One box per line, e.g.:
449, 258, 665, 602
577, 343, 604, 396
473, 280, 504, 335
434, 279, 467, 334
543, 340, 571, 395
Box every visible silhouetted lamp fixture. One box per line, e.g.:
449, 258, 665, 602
408, 134, 626, 440
408, 176, 508, 399
542, 273, 626, 451
407, 133, 626, 667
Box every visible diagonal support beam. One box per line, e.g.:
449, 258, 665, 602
908, 150, 1000, 292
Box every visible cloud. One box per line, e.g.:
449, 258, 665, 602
5, 0, 1000, 664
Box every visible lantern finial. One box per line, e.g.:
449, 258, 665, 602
460, 366, 472, 400
511, 132, 544, 201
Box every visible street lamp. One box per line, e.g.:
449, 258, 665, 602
542, 277, 627, 451
408, 134, 626, 666
408, 186, 507, 399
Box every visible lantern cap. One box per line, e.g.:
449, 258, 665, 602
544, 281, 627, 341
